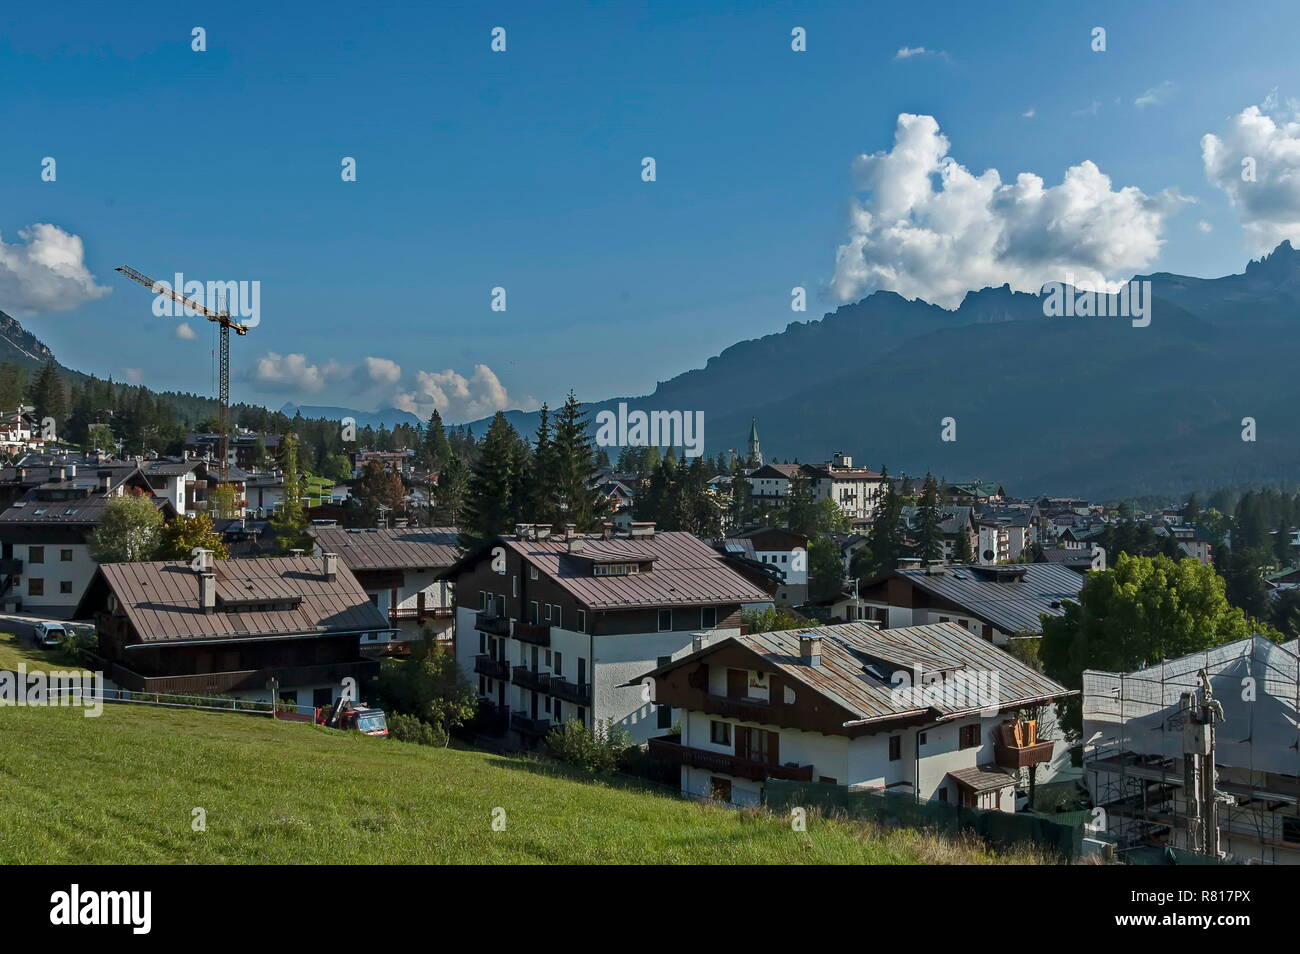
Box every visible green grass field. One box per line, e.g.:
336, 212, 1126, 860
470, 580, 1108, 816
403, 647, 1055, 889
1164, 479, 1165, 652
0, 631, 88, 675
0, 703, 1047, 864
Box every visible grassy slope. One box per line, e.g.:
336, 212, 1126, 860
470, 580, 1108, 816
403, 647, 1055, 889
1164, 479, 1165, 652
0, 632, 88, 675
0, 705, 1044, 864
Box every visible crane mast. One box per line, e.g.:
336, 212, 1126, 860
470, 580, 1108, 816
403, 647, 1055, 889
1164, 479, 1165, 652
114, 265, 249, 479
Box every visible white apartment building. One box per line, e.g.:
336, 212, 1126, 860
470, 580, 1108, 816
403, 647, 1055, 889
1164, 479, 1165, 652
639, 621, 1071, 808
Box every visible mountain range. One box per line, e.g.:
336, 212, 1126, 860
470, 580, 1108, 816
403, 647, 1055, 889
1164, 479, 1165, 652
468, 242, 1300, 500
7, 244, 1300, 500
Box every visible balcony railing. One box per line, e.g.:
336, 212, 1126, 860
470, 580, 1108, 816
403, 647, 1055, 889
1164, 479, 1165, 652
648, 735, 813, 782
548, 676, 592, 706
474, 611, 510, 636
512, 666, 550, 692
702, 693, 776, 725
390, 606, 454, 621
511, 712, 552, 737
994, 739, 1055, 770
512, 620, 551, 646
473, 655, 510, 680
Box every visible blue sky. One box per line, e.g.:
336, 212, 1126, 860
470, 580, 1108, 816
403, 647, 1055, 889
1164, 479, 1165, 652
2, 0, 1298, 422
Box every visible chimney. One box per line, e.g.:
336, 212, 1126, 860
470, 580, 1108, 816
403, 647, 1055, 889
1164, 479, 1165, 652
799, 634, 822, 668
16, 466, 25, 481
97, 469, 112, 493
567, 535, 585, 554
691, 632, 711, 653
322, 552, 338, 582
290, 548, 304, 557
192, 548, 213, 573
198, 572, 216, 614
67, 463, 76, 479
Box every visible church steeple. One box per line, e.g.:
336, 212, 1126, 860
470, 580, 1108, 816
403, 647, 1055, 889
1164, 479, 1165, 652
747, 418, 763, 467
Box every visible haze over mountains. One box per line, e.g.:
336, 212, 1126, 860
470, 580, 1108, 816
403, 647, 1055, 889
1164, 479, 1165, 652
471, 242, 1300, 499
6, 244, 1300, 500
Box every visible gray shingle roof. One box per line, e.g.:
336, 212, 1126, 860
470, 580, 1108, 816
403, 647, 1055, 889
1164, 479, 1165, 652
311, 526, 460, 571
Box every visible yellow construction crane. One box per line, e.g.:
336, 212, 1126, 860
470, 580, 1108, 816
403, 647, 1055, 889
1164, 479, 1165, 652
115, 265, 250, 478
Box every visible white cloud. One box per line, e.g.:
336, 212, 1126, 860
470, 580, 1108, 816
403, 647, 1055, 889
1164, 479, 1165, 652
361, 356, 402, 387
250, 351, 350, 393
830, 113, 1187, 308
0, 223, 110, 316
1073, 100, 1102, 117
1202, 101, 1300, 251
1198, 220, 1213, 233
174, 322, 198, 340
1022, 108, 1036, 119
122, 367, 143, 384
393, 363, 537, 423
895, 46, 945, 60
1135, 81, 1176, 109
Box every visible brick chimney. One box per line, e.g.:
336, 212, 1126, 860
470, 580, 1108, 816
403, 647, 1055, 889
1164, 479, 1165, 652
691, 632, 711, 653
799, 634, 822, 668
198, 572, 216, 614
322, 552, 338, 582
567, 535, 585, 554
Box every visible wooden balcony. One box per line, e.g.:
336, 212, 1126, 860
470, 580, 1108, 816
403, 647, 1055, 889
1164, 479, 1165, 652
648, 735, 813, 782
702, 693, 777, 725
994, 739, 1055, 770
473, 655, 510, 680
512, 666, 550, 692
512, 620, 551, 646
390, 606, 454, 622
511, 712, 552, 737
548, 676, 591, 706
107, 659, 379, 696
474, 611, 511, 636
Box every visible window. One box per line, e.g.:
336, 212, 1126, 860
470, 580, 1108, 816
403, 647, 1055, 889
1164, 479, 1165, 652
888, 735, 901, 761
529, 566, 538, 580
59, 581, 72, 594
313, 688, 333, 708
918, 732, 927, 746
959, 724, 981, 750
937, 786, 949, 803
553, 700, 562, 723
658, 609, 672, 632
530, 600, 539, 623
479, 632, 486, 654
28, 578, 43, 596
576, 609, 586, 632
576, 706, 586, 726
709, 777, 732, 802
553, 651, 563, 675
701, 606, 717, 628
710, 721, 731, 745
551, 605, 561, 628
59, 549, 72, 562
512, 575, 518, 598
28, 546, 44, 564
657, 704, 672, 729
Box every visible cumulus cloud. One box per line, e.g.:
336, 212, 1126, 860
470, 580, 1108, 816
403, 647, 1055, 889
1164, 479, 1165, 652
829, 113, 1188, 307
174, 322, 198, 340
250, 351, 350, 393
361, 356, 402, 387
1202, 100, 1300, 251
0, 223, 110, 316
393, 364, 536, 423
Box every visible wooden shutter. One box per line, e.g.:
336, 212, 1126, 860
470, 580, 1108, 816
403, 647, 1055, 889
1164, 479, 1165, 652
727, 668, 747, 699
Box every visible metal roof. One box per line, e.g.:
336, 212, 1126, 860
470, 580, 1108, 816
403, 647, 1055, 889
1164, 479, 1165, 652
892, 563, 1083, 634
482, 531, 773, 609
948, 764, 1017, 793
311, 526, 460, 571
643, 621, 1071, 726
96, 556, 388, 643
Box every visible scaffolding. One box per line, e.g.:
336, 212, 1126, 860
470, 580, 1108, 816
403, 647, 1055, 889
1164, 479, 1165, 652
1082, 636, 1300, 864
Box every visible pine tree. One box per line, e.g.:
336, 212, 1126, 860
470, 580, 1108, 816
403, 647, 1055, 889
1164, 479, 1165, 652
865, 472, 905, 578
431, 452, 468, 526
28, 360, 67, 433
423, 409, 452, 471
459, 412, 520, 547
549, 392, 603, 530
916, 473, 943, 564
530, 403, 556, 522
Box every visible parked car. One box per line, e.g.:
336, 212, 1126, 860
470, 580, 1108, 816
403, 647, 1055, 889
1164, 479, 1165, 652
33, 621, 66, 650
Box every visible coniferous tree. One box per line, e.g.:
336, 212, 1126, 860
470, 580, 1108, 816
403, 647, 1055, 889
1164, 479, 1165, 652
549, 392, 603, 530
864, 470, 905, 578
423, 409, 452, 472
459, 412, 520, 547
916, 473, 943, 564
431, 452, 468, 527
270, 433, 311, 553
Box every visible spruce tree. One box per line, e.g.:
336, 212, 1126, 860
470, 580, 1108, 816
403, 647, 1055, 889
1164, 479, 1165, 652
459, 412, 519, 547
431, 452, 468, 527
424, 409, 451, 471
916, 473, 944, 564
550, 392, 603, 530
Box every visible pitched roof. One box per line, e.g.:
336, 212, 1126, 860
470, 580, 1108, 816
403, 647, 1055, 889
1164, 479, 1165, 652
449, 530, 772, 610
887, 563, 1083, 634
93, 556, 388, 643
642, 620, 1070, 726
311, 526, 461, 571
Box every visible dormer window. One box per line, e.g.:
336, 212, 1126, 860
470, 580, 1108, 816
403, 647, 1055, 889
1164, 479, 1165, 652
594, 562, 640, 577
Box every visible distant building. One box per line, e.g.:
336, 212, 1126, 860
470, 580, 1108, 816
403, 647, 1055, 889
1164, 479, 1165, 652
184, 432, 281, 471
720, 527, 808, 606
